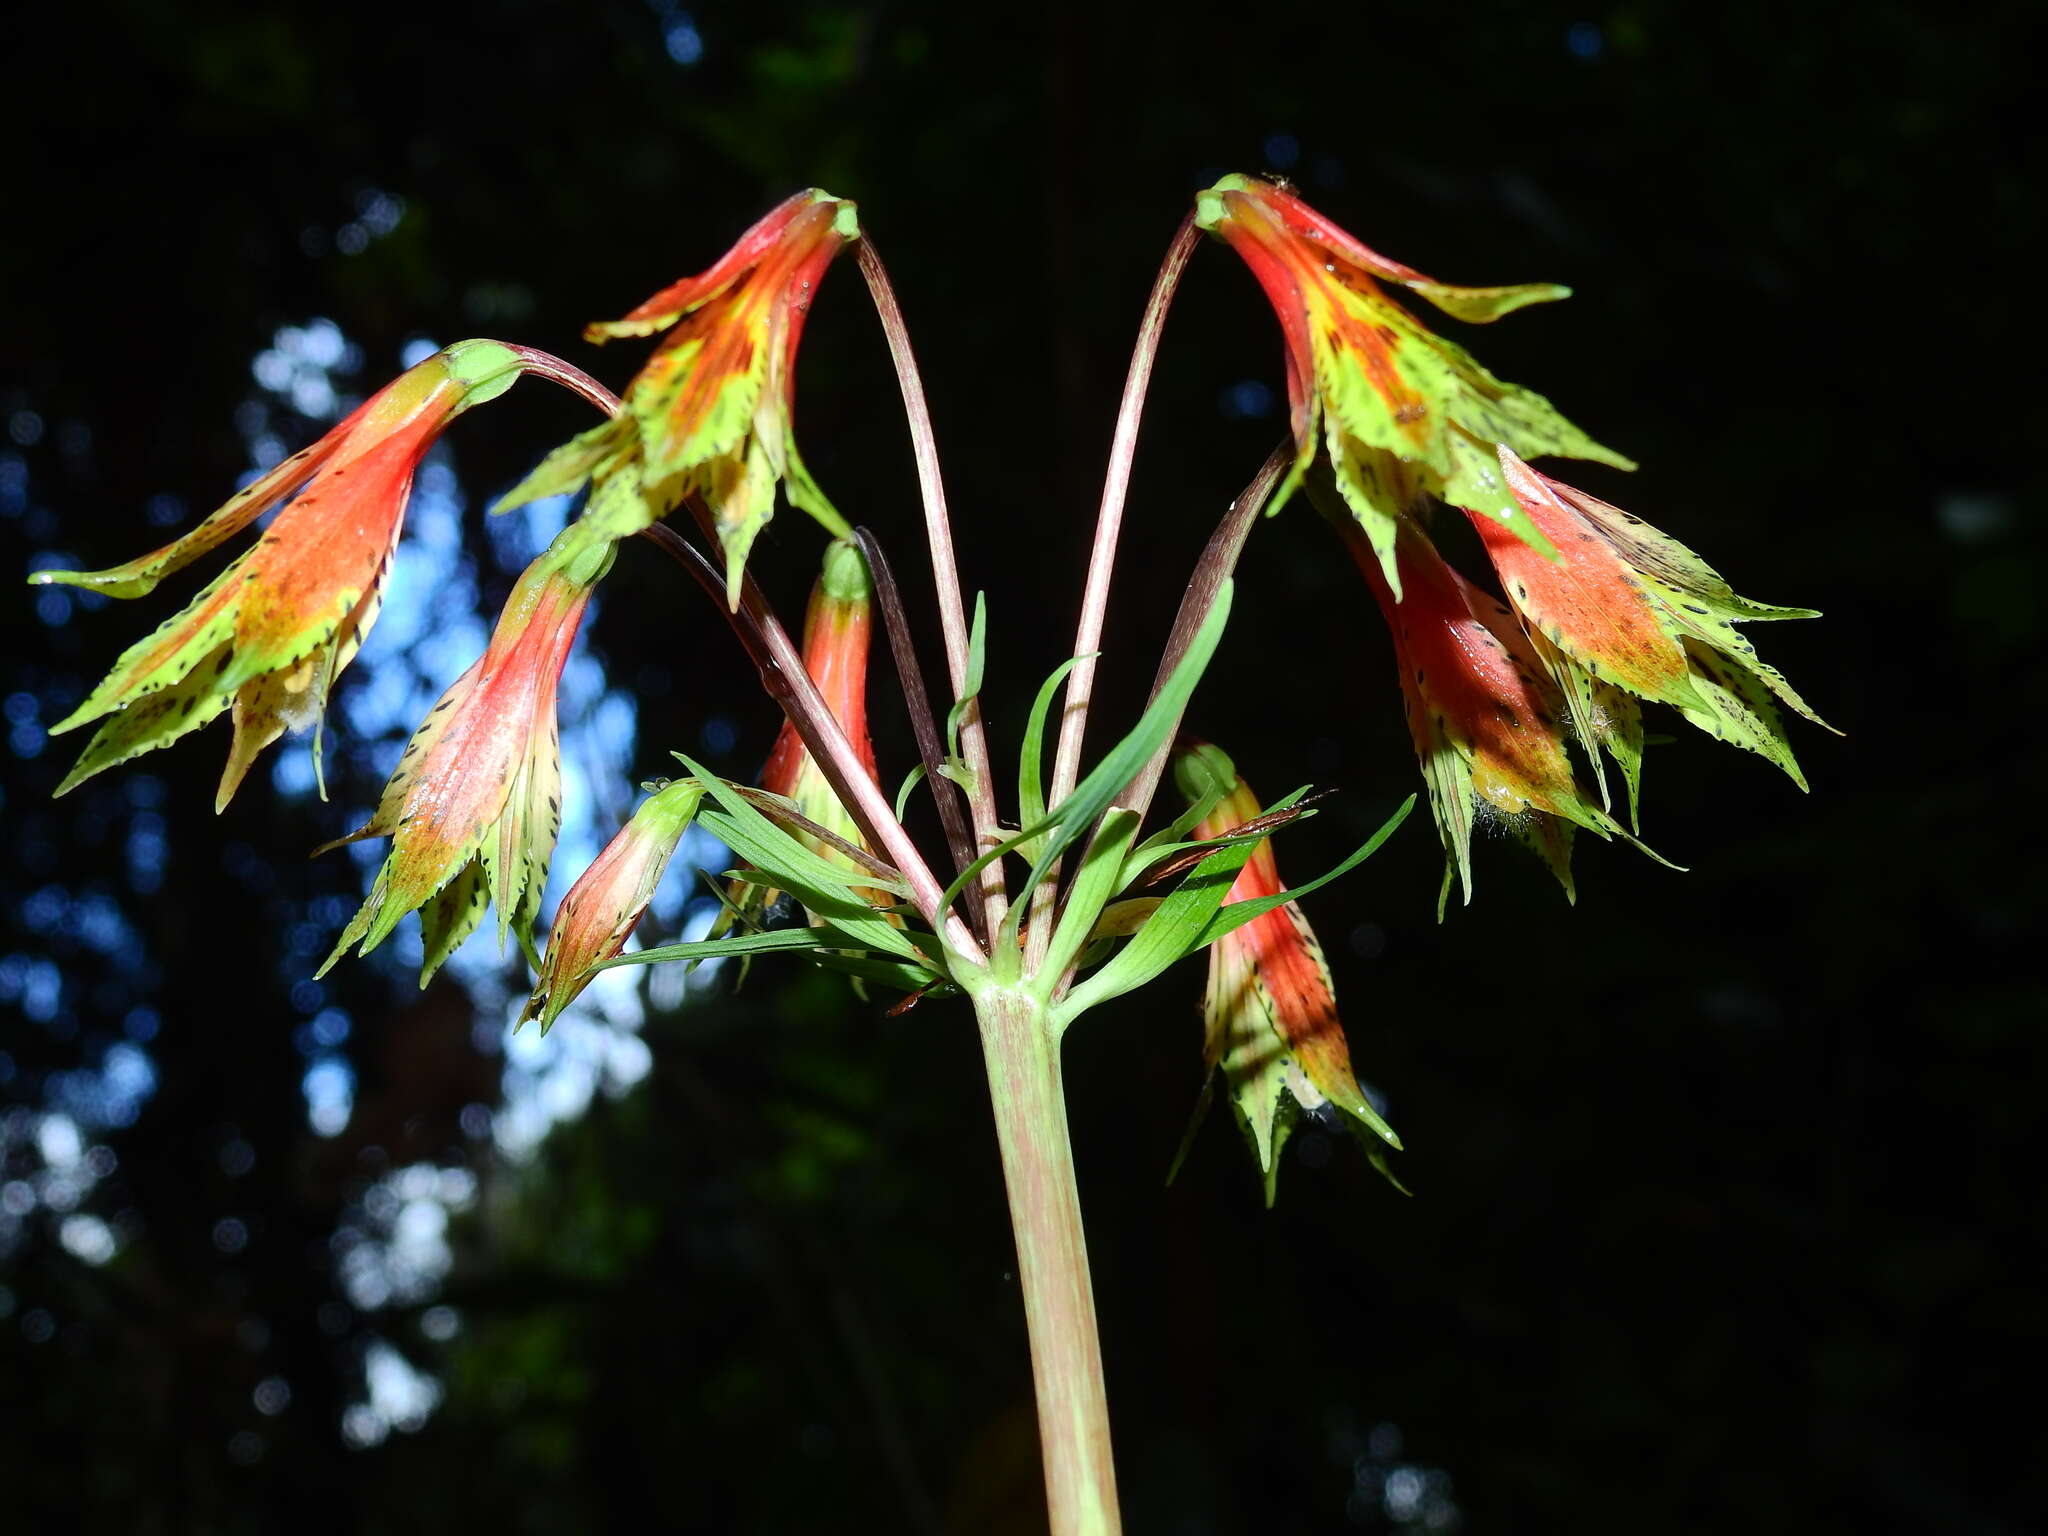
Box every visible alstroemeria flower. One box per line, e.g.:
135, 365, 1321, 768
1195, 173, 1632, 593
1172, 742, 1399, 1203
318, 521, 615, 983
522, 777, 706, 1031
1470, 448, 1832, 807
37, 340, 529, 808
1347, 516, 1652, 908
499, 189, 861, 605
730, 537, 888, 922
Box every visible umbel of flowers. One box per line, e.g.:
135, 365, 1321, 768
37, 173, 1829, 1536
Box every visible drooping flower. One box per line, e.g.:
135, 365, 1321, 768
729, 536, 888, 923
1471, 448, 1832, 809
1344, 514, 1654, 909
1171, 742, 1399, 1203
317, 520, 615, 983
37, 340, 531, 808
1195, 173, 1632, 594
499, 189, 862, 605
522, 777, 706, 1031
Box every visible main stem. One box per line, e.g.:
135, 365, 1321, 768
974, 987, 1120, 1535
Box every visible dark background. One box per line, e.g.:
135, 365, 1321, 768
3, 2, 2042, 1531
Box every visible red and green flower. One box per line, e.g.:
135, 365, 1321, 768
523, 777, 707, 1030
1173, 743, 1399, 1202
38, 341, 530, 808
1195, 173, 1631, 594
500, 189, 862, 605
318, 520, 614, 983
1346, 516, 1651, 908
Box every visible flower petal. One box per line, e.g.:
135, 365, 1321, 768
53, 641, 236, 797
31, 439, 339, 600
583, 191, 853, 341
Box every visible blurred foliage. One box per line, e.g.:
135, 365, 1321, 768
3, 0, 2045, 1532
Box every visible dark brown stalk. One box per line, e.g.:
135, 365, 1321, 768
854, 530, 982, 909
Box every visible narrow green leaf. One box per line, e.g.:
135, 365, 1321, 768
1129, 780, 1226, 859
695, 810, 873, 902
594, 926, 846, 970
1016, 653, 1089, 861
673, 751, 924, 961
1015, 580, 1236, 912
963, 590, 987, 701
944, 590, 989, 762
811, 952, 947, 994
1031, 809, 1141, 988
893, 762, 928, 821
931, 584, 1235, 928
1056, 839, 1259, 1022
732, 785, 908, 892
935, 824, 1035, 930
1116, 809, 1316, 894
674, 756, 875, 896
1056, 785, 1309, 1019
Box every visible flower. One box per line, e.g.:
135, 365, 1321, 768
317, 520, 614, 983
729, 536, 888, 922
37, 340, 531, 808
499, 189, 862, 605
1172, 742, 1399, 1203
1473, 448, 1832, 806
522, 777, 706, 1031
1194, 173, 1632, 594
1344, 514, 1653, 909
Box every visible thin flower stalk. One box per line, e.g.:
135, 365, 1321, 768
856, 240, 1008, 934
1027, 214, 1202, 970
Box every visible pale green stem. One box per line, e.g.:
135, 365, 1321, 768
973, 986, 1122, 1536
